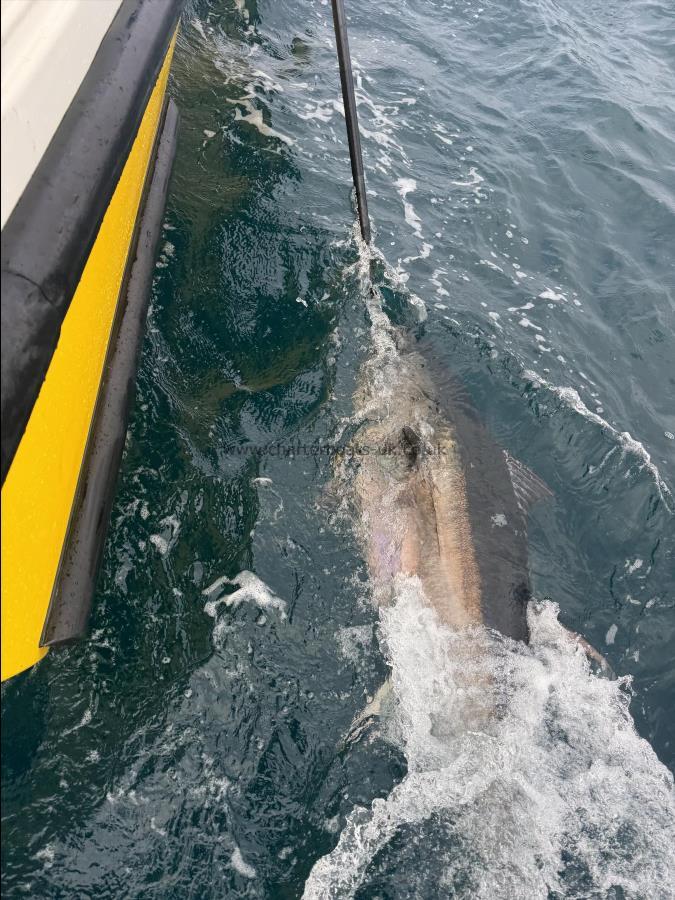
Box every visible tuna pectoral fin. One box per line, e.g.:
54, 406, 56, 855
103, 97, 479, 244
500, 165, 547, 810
504, 452, 554, 511
563, 626, 615, 678
341, 678, 395, 749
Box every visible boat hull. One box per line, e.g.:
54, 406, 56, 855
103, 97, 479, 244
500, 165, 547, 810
1, 2, 183, 681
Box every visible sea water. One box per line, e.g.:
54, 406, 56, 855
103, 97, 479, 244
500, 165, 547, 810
2, 0, 674, 896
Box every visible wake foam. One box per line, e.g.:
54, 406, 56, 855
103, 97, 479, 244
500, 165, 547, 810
523, 369, 672, 508
303, 582, 675, 899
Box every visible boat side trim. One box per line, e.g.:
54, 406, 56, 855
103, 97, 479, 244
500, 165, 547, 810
1, 37, 177, 683
1, 0, 183, 484
41, 99, 180, 647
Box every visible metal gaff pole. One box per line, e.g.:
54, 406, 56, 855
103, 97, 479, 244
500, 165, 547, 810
330, 0, 371, 244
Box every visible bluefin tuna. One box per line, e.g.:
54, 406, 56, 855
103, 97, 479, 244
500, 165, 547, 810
335, 276, 610, 748
344, 300, 550, 646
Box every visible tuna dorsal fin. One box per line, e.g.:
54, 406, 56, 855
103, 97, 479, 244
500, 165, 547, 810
504, 452, 553, 511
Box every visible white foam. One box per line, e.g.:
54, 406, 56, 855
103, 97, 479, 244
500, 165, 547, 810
297, 100, 337, 123
336, 624, 374, 663
401, 242, 433, 264
480, 258, 504, 273
203, 571, 287, 619
431, 122, 454, 145
409, 293, 427, 320
35, 844, 55, 868
150, 514, 181, 556
190, 17, 207, 40
450, 166, 484, 188
149, 534, 169, 555
395, 178, 423, 238
539, 288, 566, 303
230, 847, 257, 879
202, 575, 230, 596
430, 268, 449, 297
62, 707, 93, 736
303, 587, 675, 899
150, 817, 167, 838
251, 69, 284, 92
234, 103, 294, 146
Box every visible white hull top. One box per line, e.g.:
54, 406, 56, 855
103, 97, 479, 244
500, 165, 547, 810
1, 0, 123, 228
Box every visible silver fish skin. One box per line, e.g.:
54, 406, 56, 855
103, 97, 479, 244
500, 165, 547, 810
346, 308, 532, 643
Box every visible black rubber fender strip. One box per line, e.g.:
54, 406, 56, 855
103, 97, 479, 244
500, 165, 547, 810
40, 99, 180, 648
1, 0, 184, 485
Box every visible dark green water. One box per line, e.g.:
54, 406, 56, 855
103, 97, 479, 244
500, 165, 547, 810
3, 1, 675, 897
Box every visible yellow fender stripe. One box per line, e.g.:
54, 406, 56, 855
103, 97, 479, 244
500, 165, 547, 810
1, 36, 176, 682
